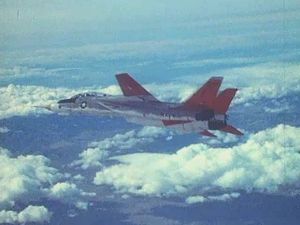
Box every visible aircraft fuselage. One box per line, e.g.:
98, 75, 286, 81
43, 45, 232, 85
55, 92, 226, 134
47, 73, 243, 137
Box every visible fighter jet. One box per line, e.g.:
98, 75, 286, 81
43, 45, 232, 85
51, 73, 243, 137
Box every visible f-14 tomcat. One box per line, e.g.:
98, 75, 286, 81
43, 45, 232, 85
50, 73, 243, 137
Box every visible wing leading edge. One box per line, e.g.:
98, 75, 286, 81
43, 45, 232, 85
116, 73, 159, 101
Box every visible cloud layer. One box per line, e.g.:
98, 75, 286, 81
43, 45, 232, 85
47, 182, 95, 210
72, 126, 169, 169
0, 84, 121, 119
0, 205, 51, 224
0, 147, 60, 209
186, 192, 240, 204
0, 146, 95, 224
94, 124, 300, 196
0, 126, 9, 133
1, 62, 299, 120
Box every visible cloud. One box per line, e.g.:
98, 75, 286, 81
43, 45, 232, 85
47, 182, 95, 210
0, 147, 61, 209
73, 174, 85, 181
0, 205, 51, 224
94, 124, 300, 196
221, 62, 300, 104
0, 84, 120, 119
72, 126, 169, 169
110, 63, 300, 107
0, 127, 9, 133
0, 146, 94, 215
0, 66, 79, 78
1, 62, 299, 120
263, 100, 291, 113
206, 130, 242, 145
186, 192, 240, 204
175, 62, 300, 105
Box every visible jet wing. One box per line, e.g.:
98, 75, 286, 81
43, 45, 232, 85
116, 73, 159, 101
220, 124, 243, 136
200, 129, 217, 137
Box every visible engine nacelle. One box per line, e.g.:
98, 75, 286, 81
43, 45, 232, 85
195, 109, 214, 121
208, 119, 226, 130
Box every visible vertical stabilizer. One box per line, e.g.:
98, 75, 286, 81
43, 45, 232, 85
213, 88, 237, 114
183, 77, 223, 109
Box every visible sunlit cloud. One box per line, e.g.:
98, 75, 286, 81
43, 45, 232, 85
186, 192, 240, 204
0, 205, 51, 224
1, 61, 299, 120
94, 125, 300, 196
0, 147, 95, 214
72, 126, 169, 169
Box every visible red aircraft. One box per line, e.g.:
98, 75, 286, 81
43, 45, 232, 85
54, 73, 243, 137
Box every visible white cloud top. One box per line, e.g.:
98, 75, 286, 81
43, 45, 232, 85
47, 182, 95, 209
94, 124, 300, 196
0, 127, 9, 133
186, 192, 240, 204
0, 147, 60, 209
0, 62, 299, 119
0, 146, 95, 222
73, 126, 168, 169
0, 205, 51, 224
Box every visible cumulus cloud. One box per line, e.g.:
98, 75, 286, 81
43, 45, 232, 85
72, 126, 169, 169
0, 146, 94, 217
108, 63, 300, 106
47, 182, 95, 210
206, 130, 243, 145
222, 63, 300, 104
0, 127, 9, 133
173, 62, 300, 105
73, 174, 85, 181
94, 124, 300, 196
0, 205, 51, 224
186, 192, 240, 204
0, 147, 61, 209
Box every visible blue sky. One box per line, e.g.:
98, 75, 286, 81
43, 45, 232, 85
1, 0, 300, 88
1, 0, 298, 49
1, 1, 300, 225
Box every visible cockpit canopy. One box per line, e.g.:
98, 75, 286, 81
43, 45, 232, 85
70, 92, 109, 100
58, 92, 109, 104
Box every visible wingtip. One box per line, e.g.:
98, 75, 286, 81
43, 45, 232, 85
33, 105, 52, 111
210, 76, 223, 81
200, 129, 217, 137
115, 72, 130, 78
221, 125, 243, 136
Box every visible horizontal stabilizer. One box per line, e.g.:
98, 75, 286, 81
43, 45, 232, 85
213, 88, 237, 114
200, 130, 217, 137
162, 119, 192, 126
116, 73, 159, 101
34, 105, 52, 111
183, 77, 223, 109
220, 125, 243, 136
